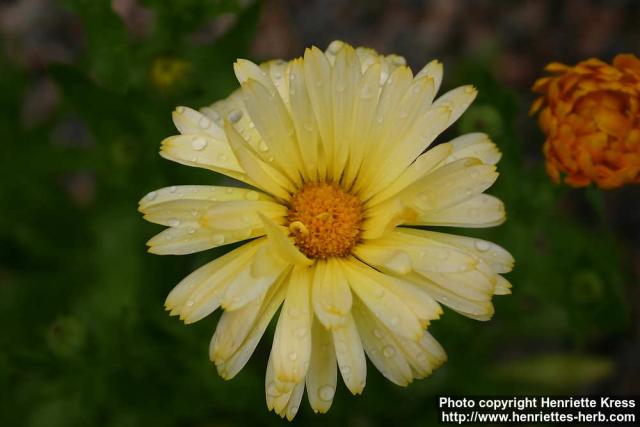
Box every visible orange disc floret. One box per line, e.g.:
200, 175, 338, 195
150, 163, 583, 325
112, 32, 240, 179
530, 54, 640, 189
287, 182, 363, 259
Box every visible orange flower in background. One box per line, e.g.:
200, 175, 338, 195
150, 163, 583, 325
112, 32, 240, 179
531, 54, 640, 189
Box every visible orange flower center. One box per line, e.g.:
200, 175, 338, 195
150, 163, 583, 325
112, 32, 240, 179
287, 182, 363, 259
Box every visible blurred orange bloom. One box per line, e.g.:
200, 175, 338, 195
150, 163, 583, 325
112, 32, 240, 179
531, 54, 640, 189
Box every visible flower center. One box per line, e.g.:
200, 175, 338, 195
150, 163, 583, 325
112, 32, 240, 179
287, 182, 363, 259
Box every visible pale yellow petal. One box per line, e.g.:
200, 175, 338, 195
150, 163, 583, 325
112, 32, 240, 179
159, 134, 252, 184
146, 226, 259, 255
138, 185, 272, 211
395, 331, 447, 379
330, 43, 360, 180
494, 275, 512, 295
164, 239, 261, 318
443, 132, 502, 165
172, 105, 226, 140
403, 272, 495, 321
305, 318, 337, 414
409, 194, 506, 228
398, 228, 514, 274
224, 121, 293, 200
303, 46, 334, 181
220, 254, 289, 311
343, 259, 423, 341
259, 213, 313, 266
240, 78, 304, 185
331, 313, 367, 395
354, 229, 481, 274
271, 266, 313, 384
352, 298, 413, 386
415, 59, 443, 94
432, 85, 477, 128
341, 62, 382, 188
311, 259, 352, 329
212, 274, 287, 378
288, 58, 321, 181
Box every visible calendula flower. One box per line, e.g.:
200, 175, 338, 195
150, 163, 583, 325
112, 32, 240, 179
531, 54, 640, 189
139, 40, 513, 420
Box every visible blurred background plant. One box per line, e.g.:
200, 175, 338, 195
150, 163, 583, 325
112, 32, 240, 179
0, 0, 638, 426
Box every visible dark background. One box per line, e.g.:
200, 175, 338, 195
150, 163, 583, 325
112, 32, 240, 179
1, 0, 639, 426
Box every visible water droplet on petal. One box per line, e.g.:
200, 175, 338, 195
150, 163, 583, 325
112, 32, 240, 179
294, 327, 307, 339
475, 240, 490, 252
258, 141, 269, 152
288, 351, 298, 361
188, 227, 196, 234
318, 385, 335, 402
169, 186, 177, 193
168, 218, 180, 227
382, 345, 396, 358
246, 190, 259, 201
146, 191, 157, 201
198, 116, 211, 129
186, 299, 194, 307
288, 307, 300, 318
211, 235, 225, 245
228, 110, 243, 123
373, 329, 383, 339
176, 106, 185, 113
191, 137, 208, 151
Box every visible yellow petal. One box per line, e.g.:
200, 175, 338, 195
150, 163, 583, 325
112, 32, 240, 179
271, 266, 313, 384
311, 259, 352, 328
331, 313, 367, 395
172, 105, 226, 140
305, 318, 337, 414
259, 213, 313, 267
343, 258, 423, 341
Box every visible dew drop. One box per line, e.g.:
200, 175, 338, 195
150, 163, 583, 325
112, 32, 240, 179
190, 209, 199, 217
210, 110, 221, 121
211, 235, 225, 245
246, 190, 260, 201
373, 329, 383, 339
188, 227, 196, 235
198, 116, 211, 129
176, 106, 185, 113
382, 345, 396, 358
228, 110, 243, 123
169, 186, 177, 193
294, 327, 307, 339
288, 307, 300, 318
168, 218, 180, 227
146, 191, 157, 201
327, 40, 343, 54
191, 137, 208, 151
186, 299, 194, 307
288, 351, 298, 361
475, 240, 490, 252
341, 365, 351, 376
258, 141, 269, 152
267, 155, 275, 162
318, 385, 335, 402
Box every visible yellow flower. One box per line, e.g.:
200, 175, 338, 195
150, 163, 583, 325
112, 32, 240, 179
150, 57, 191, 89
139, 41, 513, 420
531, 54, 640, 189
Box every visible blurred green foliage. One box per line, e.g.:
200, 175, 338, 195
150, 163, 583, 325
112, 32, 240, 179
0, 1, 635, 426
